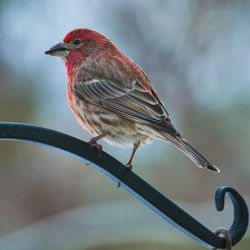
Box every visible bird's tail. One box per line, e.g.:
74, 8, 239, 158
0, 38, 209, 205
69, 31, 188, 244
161, 132, 220, 173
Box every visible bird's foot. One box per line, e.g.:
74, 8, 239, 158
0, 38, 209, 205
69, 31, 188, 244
125, 163, 133, 176
88, 139, 103, 157
88, 134, 106, 157
117, 163, 133, 188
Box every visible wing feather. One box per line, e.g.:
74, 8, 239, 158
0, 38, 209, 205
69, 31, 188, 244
73, 75, 179, 136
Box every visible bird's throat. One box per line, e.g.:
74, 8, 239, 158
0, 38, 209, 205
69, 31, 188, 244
65, 50, 85, 76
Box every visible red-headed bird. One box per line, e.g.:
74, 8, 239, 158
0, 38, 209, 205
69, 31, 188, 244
45, 28, 219, 172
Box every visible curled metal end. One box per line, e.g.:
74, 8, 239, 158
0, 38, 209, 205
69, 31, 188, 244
215, 186, 249, 247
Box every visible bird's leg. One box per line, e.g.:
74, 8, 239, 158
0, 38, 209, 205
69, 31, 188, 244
126, 141, 140, 171
88, 133, 107, 156
117, 141, 141, 188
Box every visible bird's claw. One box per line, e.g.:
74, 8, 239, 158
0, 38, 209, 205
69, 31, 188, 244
117, 163, 133, 188
125, 163, 133, 176
88, 140, 103, 157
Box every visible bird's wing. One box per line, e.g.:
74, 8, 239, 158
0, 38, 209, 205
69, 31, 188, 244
72, 70, 178, 135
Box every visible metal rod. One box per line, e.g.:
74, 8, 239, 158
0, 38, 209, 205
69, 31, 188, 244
0, 122, 248, 249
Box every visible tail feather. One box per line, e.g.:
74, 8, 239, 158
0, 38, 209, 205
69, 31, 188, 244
162, 133, 220, 173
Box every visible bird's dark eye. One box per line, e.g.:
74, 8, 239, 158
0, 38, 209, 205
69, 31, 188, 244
72, 39, 82, 45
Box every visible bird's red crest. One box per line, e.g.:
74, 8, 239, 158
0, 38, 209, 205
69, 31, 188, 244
63, 28, 107, 44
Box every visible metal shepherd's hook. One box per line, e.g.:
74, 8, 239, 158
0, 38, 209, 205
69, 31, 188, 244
0, 122, 248, 249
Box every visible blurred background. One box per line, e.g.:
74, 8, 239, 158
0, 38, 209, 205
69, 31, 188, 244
0, 0, 249, 249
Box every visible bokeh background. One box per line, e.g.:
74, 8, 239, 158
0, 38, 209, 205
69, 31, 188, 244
0, 0, 249, 249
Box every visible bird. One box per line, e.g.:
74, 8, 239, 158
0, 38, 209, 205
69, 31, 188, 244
45, 28, 220, 173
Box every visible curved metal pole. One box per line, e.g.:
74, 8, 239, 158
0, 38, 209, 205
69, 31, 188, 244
0, 122, 248, 249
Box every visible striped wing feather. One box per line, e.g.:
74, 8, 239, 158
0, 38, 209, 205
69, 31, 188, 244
73, 74, 178, 135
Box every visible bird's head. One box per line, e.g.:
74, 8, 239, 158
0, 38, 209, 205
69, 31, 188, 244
45, 28, 112, 73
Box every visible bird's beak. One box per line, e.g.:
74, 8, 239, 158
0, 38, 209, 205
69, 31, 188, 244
45, 42, 69, 58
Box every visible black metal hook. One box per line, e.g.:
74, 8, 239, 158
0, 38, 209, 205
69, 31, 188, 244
215, 186, 249, 247
0, 122, 248, 249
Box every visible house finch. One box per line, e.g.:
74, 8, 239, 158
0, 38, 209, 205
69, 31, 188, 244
45, 28, 219, 172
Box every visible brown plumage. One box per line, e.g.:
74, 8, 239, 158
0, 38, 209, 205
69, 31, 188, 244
45, 28, 220, 172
